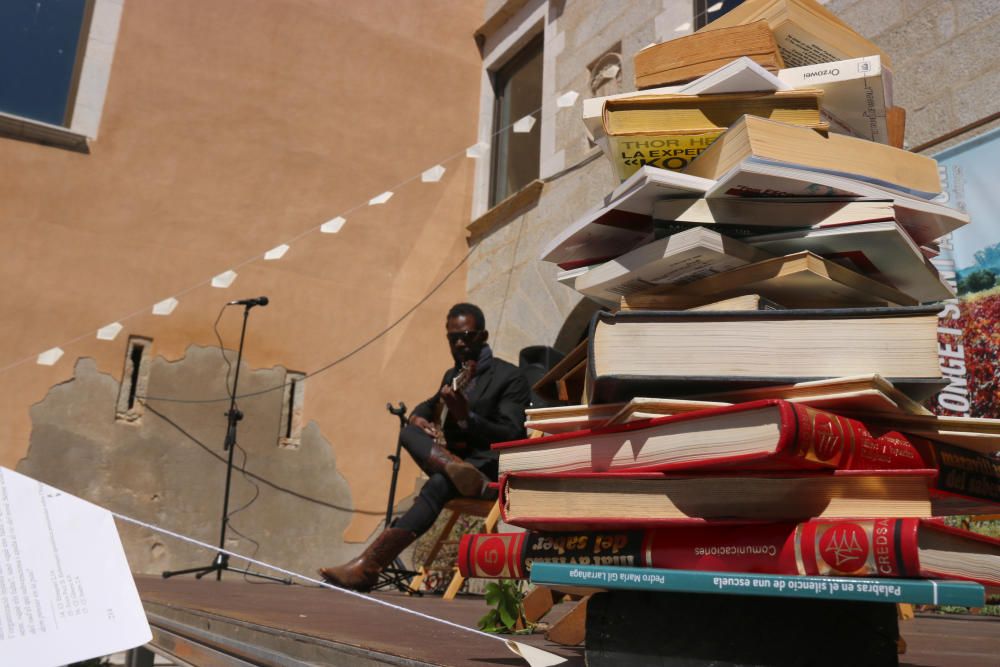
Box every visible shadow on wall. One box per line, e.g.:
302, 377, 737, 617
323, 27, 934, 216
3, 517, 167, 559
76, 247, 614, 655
553, 298, 603, 352
17, 348, 359, 578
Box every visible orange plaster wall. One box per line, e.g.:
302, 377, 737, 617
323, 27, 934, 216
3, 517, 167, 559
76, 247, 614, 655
0, 0, 485, 542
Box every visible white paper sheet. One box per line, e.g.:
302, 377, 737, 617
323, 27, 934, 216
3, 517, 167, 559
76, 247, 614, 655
0, 468, 151, 666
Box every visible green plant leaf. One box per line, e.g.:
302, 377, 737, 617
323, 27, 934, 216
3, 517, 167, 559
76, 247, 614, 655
498, 598, 517, 628
478, 609, 500, 632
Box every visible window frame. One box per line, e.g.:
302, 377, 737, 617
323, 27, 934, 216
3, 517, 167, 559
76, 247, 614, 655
471, 0, 555, 220
488, 31, 545, 208
0, 0, 124, 151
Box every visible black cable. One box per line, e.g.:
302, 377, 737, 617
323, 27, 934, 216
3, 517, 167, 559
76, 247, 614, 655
139, 399, 386, 515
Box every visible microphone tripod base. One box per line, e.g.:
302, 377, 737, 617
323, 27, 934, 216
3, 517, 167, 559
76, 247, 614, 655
162, 553, 292, 585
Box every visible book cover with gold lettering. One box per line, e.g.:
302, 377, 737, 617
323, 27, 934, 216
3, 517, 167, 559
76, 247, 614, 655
459, 519, 1000, 587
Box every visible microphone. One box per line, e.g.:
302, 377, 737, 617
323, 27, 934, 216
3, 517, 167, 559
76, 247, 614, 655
227, 296, 269, 307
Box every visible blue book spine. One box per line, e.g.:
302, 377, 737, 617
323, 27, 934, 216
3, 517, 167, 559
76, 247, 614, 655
530, 563, 985, 607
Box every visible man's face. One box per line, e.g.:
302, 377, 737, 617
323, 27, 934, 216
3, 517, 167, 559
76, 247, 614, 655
446, 314, 487, 365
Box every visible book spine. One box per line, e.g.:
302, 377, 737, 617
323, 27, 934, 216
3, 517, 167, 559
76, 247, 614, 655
794, 518, 919, 578
912, 439, 1000, 505
780, 403, 928, 470
458, 532, 528, 579
529, 563, 985, 607
460, 524, 802, 579
462, 520, 931, 581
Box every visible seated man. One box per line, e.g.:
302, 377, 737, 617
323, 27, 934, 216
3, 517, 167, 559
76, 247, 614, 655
319, 303, 530, 591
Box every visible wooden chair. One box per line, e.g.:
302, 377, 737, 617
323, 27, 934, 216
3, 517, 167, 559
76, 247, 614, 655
408, 497, 500, 599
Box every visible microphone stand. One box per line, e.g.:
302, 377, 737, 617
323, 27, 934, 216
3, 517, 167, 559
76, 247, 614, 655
371, 402, 422, 594
163, 302, 290, 584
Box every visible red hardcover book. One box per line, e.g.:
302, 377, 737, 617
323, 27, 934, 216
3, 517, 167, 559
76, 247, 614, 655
497, 469, 942, 530
494, 399, 929, 475
458, 519, 1000, 587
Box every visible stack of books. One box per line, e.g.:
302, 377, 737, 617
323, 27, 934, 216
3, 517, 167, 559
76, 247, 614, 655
457, 0, 1000, 593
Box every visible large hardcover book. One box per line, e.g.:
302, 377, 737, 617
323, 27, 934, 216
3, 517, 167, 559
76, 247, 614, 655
459, 518, 1000, 588
615, 251, 918, 310
529, 564, 985, 607
699, 0, 892, 70
682, 115, 941, 199
695, 374, 933, 417
586, 306, 943, 404
526, 374, 948, 435
653, 197, 902, 230
743, 220, 954, 303
583, 57, 789, 141
525, 397, 728, 435
542, 165, 965, 269
777, 55, 893, 144
700, 161, 967, 246
602, 90, 825, 180
539, 167, 714, 268
571, 226, 774, 302
848, 412, 1000, 452
496, 399, 930, 476
643, 216, 954, 303
634, 21, 784, 89
498, 470, 939, 529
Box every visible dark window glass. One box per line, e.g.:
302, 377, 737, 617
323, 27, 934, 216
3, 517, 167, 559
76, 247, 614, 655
0, 0, 91, 126
694, 0, 745, 29
490, 33, 543, 207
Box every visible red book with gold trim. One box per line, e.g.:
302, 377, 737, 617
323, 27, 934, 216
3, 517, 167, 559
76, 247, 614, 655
458, 519, 1000, 587
494, 399, 929, 475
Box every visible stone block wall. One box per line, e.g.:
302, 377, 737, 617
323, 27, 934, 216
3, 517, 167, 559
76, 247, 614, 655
469, 0, 1000, 364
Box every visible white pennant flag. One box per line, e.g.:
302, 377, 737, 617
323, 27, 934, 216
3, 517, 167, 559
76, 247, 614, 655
421, 165, 446, 182
152, 298, 178, 316
264, 244, 289, 260
321, 216, 346, 234
37, 347, 64, 366
512, 115, 537, 133
96, 323, 124, 341
368, 191, 394, 205
211, 270, 238, 288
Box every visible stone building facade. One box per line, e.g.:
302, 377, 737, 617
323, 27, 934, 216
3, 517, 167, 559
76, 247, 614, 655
467, 0, 1000, 365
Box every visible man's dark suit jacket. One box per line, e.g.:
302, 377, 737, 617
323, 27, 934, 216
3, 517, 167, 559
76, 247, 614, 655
410, 355, 530, 460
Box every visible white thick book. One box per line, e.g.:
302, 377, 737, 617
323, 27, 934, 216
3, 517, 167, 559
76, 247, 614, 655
778, 56, 893, 144
543, 162, 967, 270
581, 57, 789, 141
540, 167, 714, 266
572, 226, 774, 302
653, 197, 901, 229
706, 161, 967, 245
745, 220, 955, 303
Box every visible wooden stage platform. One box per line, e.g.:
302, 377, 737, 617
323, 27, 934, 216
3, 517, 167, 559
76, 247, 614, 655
136, 576, 999, 666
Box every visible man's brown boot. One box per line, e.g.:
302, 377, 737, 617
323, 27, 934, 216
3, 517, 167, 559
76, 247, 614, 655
317, 527, 417, 592
426, 445, 490, 498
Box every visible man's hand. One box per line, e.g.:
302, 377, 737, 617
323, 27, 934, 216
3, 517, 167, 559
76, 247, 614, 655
408, 414, 439, 438
439, 383, 470, 422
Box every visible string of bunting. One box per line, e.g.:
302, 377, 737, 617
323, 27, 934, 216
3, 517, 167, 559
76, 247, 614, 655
13, 89, 581, 381
16, 7, 715, 382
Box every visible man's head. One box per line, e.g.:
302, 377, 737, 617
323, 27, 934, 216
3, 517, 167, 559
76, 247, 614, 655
446, 303, 488, 365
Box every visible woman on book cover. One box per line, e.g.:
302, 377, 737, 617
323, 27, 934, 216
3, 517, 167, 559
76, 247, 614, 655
318, 303, 530, 591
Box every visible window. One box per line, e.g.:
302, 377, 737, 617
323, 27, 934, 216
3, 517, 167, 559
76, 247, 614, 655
489, 33, 544, 207
0, 0, 94, 126
277, 371, 305, 450
116, 337, 152, 423
694, 0, 745, 30
0, 0, 122, 150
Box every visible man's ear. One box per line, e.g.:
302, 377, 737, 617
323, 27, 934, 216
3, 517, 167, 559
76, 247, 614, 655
481, 330, 489, 343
